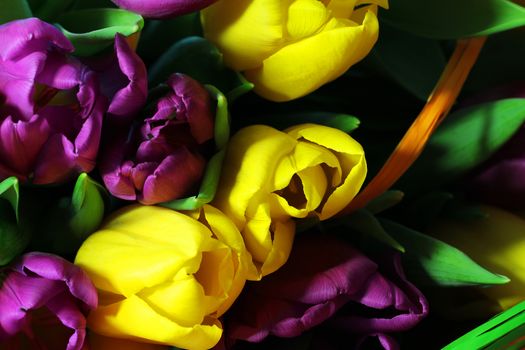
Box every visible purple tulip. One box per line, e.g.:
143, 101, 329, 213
0, 18, 106, 185
0, 252, 97, 350
464, 80, 525, 209
221, 234, 429, 349
100, 73, 215, 205
110, 0, 218, 18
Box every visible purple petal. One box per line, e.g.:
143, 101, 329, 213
0, 114, 50, 178
166, 73, 214, 144
140, 147, 206, 204
0, 253, 97, 350
111, 0, 218, 18
0, 18, 73, 62
106, 34, 147, 122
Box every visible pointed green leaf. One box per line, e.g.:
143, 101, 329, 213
444, 301, 525, 349
341, 209, 405, 252
381, 219, 510, 286
0, 177, 19, 222
148, 36, 253, 101
161, 86, 230, 211
0, 0, 32, 24
69, 173, 106, 239
397, 98, 525, 195
55, 8, 144, 56
367, 24, 446, 100
366, 190, 404, 214
27, 0, 72, 21
381, 0, 525, 39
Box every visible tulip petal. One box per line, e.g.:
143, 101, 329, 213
87, 295, 222, 349
286, 124, 367, 219
245, 10, 379, 101
75, 206, 211, 296
201, 0, 289, 70
286, 0, 329, 40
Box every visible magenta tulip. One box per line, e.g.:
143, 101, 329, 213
0, 18, 106, 184
222, 234, 428, 349
100, 73, 215, 205
111, 0, 218, 18
0, 252, 97, 350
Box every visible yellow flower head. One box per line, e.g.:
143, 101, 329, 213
428, 205, 525, 310
75, 204, 254, 350
213, 123, 367, 277
202, 0, 388, 101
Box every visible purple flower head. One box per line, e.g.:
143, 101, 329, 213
222, 234, 428, 349
111, 0, 218, 19
0, 252, 97, 350
100, 73, 215, 205
0, 18, 107, 185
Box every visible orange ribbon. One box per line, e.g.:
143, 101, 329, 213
338, 36, 487, 216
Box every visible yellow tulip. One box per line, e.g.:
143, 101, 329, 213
75, 204, 254, 350
201, 0, 388, 101
212, 123, 367, 277
428, 205, 525, 310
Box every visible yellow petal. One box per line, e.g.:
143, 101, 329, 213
75, 205, 209, 297
285, 124, 367, 219
325, 0, 359, 18
213, 125, 296, 229
88, 294, 222, 350
137, 276, 207, 328
201, 0, 289, 70
245, 10, 379, 101
286, 0, 329, 40
260, 219, 295, 276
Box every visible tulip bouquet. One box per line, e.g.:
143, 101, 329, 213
1, 0, 525, 349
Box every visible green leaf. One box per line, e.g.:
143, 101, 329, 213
341, 209, 405, 252
137, 12, 203, 64
27, 0, 72, 21
367, 23, 446, 100
444, 301, 525, 349
380, 0, 525, 39
0, 0, 32, 24
236, 112, 361, 133
381, 219, 510, 286
397, 98, 525, 195
69, 173, 106, 240
366, 190, 404, 214
148, 36, 253, 101
0, 177, 28, 266
160, 87, 230, 211
55, 8, 144, 56
0, 177, 19, 222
